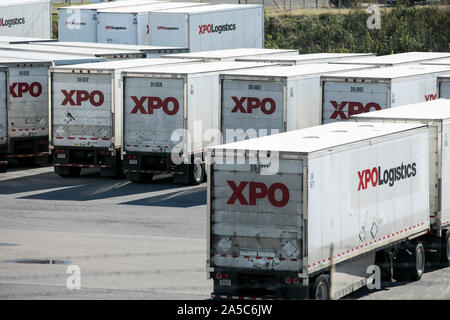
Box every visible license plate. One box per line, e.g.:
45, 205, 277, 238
219, 279, 231, 287
129, 159, 137, 165
57, 154, 66, 159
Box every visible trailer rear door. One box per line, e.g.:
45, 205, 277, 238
51, 72, 112, 148
123, 76, 184, 153
322, 81, 389, 124
210, 156, 303, 272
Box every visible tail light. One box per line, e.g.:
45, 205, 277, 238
293, 278, 299, 285
216, 273, 223, 280
284, 277, 291, 284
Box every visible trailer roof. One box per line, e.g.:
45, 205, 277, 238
322, 64, 450, 80
32, 41, 187, 53
331, 52, 450, 66
351, 99, 450, 122
211, 121, 426, 154
421, 57, 450, 66
0, 0, 49, 7
122, 61, 276, 75
0, 50, 104, 64
151, 3, 262, 13
438, 73, 450, 79
57, 0, 161, 10
235, 53, 374, 63
0, 36, 55, 44
98, 2, 206, 13
0, 56, 50, 65
163, 48, 299, 59
221, 63, 377, 78
0, 43, 143, 57
51, 58, 202, 71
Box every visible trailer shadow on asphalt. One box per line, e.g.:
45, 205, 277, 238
119, 186, 206, 208
0, 164, 206, 206
345, 264, 450, 299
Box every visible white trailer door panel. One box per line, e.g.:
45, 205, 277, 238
221, 79, 283, 143
211, 158, 303, 272
307, 131, 429, 273
322, 82, 388, 124
52, 73, 112, 148
0, 71, 6, 143
123, 77, 184, 153
9, 66, 49, 137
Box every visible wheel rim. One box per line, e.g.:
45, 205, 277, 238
416, 246, 425, 276
193, 164, 203, 182
316, 282, 328, 300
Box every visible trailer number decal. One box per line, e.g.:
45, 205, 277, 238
226, 181, 289, 207
357, 162, 417, 191
231, 96, 276, 114
329, 100, 381, 119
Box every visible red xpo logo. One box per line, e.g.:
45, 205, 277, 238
226, 180, 290, 208
10, 82, 42, 98
357, 162, 417, 191
231, 96, 276, 114
130, 96, 179, 115
425, 94, 437, 101
329, 101, 381, 120
61, 90, 104, 107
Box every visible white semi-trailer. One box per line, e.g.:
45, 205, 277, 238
218, 63, 377, 144
49, 58, 202, 178
321, 64, 450, 124
352, 99, 450, 266
120, 62, 277, 184
207, 121, 430, 299
148, 4, 264, 52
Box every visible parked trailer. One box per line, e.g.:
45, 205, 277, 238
97, 2, 208, 45
121, 61, 277, 184
207, 121, 430, 300
438, 74, 450, 99
0, 0, 51, 38
57, 0, 162, 43
234, 53, 375, 65
0, 43, 146, 60
0, 66, 8, 172
148, 4, 264, 52
162, 48, 299, 62
0, 57, 52, 167
219, 63, 378, 144
32, 41, 189, 58
330, 52, 450, 67
321, 64, 450, 124
351, 99, 450, 265
50, 58, 203, 178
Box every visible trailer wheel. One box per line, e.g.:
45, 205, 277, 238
310, 275, 329, 300
442, 230, 450, 266
189, 162, 205, 185
128, 173, 153, 183
393, 242, 425, 281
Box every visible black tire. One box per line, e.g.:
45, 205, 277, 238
59, 167, 81, 178
441, 230, 450, 266
189, 162, 205, 185
393, 242, 425, 281
310, 274, 330, 300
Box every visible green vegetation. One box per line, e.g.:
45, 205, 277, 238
265, 6, 450, 54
